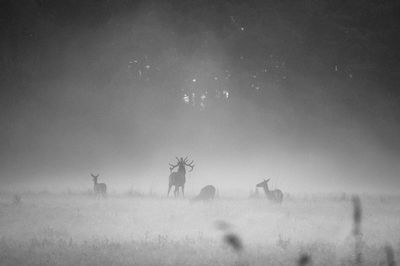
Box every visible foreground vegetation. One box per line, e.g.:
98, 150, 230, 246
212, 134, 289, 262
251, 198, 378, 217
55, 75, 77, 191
0, 193, 399, 265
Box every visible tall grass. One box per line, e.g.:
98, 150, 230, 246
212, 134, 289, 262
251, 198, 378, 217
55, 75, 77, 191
0, 192, 398, 265
352, 195, 363, 265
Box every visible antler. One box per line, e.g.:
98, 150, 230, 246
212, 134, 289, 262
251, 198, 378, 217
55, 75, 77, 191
91, 173, 99, 178
169, 157, 180, 172
185, 160, 195, 172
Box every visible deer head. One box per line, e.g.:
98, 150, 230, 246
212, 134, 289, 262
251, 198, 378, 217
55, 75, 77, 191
256, 179, 270, 189
91, 173, 99, 182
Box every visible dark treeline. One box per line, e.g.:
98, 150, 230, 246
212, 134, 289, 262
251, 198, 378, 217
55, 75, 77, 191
1, 0, 400, 184
2, 0, 399, 129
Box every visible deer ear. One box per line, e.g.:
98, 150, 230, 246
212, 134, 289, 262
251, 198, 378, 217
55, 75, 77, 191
266, 178, 270, 182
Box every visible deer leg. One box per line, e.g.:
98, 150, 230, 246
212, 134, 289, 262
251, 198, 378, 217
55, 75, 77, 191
182, 185, 185, 197
174, 186, 178, 197
167, 184, 172, 196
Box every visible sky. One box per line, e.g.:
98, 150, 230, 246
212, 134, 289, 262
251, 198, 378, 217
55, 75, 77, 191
1, 0, 399, 194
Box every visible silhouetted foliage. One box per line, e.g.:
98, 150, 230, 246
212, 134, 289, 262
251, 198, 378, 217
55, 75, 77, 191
1, 0, 400, 150
352, 195, 363, 265
223, 233, 243, 252
297, 253, 312, 266
352, 195, 362, 236
385, 244, 396, 266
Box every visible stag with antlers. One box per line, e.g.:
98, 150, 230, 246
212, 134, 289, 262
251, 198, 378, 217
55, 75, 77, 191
167, 156, 194, 197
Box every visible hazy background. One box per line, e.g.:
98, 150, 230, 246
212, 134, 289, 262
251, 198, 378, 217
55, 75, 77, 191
1, 0, 399, 194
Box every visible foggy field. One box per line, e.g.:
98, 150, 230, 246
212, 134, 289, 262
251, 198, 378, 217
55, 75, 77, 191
0, 193, 399, 265
2, 0, 400, 265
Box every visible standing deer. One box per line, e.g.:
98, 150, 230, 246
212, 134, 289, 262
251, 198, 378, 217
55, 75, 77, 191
191, 185, 216, 202
91, 174, 107, 196
256, 178, 283, 203
168, 156, 194, 197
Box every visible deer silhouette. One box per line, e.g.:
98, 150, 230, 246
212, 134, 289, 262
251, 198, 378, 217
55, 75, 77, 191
256, 178, 283, 203
192, 185, 216, 202
91, 174, 107, 196
167, 156, 194, 197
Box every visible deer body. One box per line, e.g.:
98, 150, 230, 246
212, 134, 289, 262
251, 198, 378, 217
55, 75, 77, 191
91, 174, 107, 196
168, 157, 194, 197
256, 179, 283, 203
192, 185, 216, 202
168, 171, 186, 197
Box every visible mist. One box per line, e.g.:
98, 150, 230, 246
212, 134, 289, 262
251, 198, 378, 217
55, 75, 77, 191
1, 0, 399, 194
2, 2, 400, 266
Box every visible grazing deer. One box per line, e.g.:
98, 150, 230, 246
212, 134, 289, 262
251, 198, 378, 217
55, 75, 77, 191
192, 185, 216, 202
168, 156, 194, 197
91, 174, 107, 196
256, 178, 283, 203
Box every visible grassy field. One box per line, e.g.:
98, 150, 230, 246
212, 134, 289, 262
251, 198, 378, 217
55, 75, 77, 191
0, 193, 399, 265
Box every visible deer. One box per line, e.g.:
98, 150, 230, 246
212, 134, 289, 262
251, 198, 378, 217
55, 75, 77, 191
167, 156, 194, 197
191, 185, 216, 202
256, 178, 283, 203
91, 174, 107, 197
